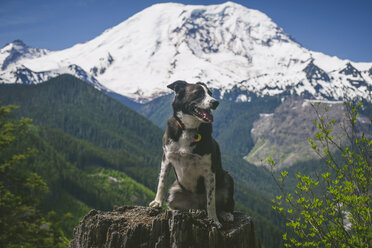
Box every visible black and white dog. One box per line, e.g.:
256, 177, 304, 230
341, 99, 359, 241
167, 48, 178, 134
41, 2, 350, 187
149, 80, 234, 228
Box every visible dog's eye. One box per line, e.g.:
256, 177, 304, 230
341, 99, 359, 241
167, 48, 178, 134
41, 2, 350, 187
195, 90, 205, 98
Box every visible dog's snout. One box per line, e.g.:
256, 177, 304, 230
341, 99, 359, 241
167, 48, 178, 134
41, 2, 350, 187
211, 100, 219, 110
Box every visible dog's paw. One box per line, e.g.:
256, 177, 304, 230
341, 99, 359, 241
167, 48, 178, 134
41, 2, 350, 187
149, 200, 162, 208
213, 220, 223, 229
208, 216, 223, 229
219, 211, 234, 222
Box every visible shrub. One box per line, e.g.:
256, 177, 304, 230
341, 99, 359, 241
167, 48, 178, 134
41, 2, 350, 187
269, 102, 371, 247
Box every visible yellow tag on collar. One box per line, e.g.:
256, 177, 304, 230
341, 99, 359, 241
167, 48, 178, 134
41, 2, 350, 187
192, 133, 202, 142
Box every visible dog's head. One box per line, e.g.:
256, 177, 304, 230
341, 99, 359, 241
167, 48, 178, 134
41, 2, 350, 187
167, 80, 219, 124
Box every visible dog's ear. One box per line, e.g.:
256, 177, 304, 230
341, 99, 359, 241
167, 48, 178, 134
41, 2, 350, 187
167, 80, 188, 93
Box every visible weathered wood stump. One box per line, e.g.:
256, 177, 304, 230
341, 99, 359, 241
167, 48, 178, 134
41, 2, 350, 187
69, 206, 261, 248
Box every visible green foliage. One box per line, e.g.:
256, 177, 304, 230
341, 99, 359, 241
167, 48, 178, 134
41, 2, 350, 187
236, 202, 284, 248
270, 102, 372, 247
0, 76, 164, 239
0, 105, 69, 248
86, 168, 155, 206
0, 74, 163, 161
138, 93, 174, 130
11, 122, 158, 238
45, 190, 90, 238
0, 74, 164, 190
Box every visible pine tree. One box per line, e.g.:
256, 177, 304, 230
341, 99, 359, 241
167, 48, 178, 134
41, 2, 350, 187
0, 105, 69, 248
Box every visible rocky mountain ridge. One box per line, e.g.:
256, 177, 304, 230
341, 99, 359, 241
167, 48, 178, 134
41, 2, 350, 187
245, 98, 371, 170
0, 40, 49, 70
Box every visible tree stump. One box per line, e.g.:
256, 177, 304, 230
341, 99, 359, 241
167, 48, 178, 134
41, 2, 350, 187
69, 206, 261, 248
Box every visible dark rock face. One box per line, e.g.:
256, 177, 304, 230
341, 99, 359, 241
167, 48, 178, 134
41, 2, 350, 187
340, 63, 362, 78
303, 60, 330, 82
69, 206, 261, 248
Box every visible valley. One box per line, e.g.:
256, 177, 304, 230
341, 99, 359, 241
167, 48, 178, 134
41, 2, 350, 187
0, 75, 286, 247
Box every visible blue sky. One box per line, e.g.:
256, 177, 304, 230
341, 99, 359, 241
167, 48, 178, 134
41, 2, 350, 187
0, 0, 371, 62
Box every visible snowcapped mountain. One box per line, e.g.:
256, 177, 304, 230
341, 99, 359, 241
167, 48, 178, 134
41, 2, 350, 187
1, 2, 371, 103
0, 40, 106, 90
0, 40, 49, 70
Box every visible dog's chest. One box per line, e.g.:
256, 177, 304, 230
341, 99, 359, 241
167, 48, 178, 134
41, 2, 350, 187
165, 131, 212, 192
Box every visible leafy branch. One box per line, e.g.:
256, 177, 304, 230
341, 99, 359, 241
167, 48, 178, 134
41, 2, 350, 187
268, 101, 372, 247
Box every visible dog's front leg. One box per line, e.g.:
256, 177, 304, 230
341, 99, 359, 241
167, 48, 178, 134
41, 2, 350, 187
149, 155, 171, 208
205, 172, 222, 228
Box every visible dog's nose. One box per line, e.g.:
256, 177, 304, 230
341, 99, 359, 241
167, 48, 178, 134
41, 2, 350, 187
211, 100, 219, 110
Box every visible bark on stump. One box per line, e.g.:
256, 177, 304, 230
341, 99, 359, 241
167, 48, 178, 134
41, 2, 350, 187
69, 206, 261, 248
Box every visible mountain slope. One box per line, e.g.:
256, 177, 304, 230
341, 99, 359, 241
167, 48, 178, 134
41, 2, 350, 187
0, 40, 135, 106
1, 2, 371, 102
9, 125, 156, 237
0, 74, 164, 188
0, 75, 166, 236
0, 40, 49, 70
245, 98, 372, 170
0, 75, 284, 247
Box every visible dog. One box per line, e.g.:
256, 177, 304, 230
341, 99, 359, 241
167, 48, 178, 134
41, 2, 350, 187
149, 80, 234, 228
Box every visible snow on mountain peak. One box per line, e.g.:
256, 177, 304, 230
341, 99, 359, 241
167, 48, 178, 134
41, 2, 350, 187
0, 2, 371, 102
3, 40, 27, 50
0, 40, 49, 71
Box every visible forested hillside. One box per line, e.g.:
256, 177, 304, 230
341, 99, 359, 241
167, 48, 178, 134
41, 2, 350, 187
0, 75, 164, 187
0, 75, 167, 237
0, 75, 284, 247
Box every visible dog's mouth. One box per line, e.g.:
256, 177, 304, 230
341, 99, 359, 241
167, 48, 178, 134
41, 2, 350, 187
192, 107, 214, 123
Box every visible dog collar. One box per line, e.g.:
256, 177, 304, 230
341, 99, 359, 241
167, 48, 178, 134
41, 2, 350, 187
192, 133, 202, 142
174, 114, 186, 130
174, 116, 201, 142
176, 120, 184, 129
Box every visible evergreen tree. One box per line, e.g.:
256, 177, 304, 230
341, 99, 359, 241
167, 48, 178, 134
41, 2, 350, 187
0, 105, 68, 248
